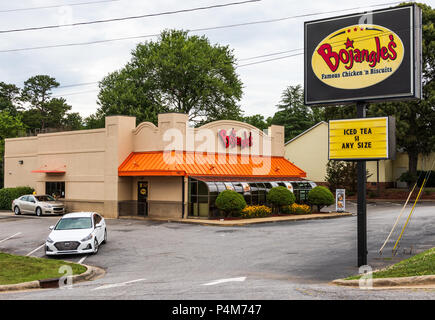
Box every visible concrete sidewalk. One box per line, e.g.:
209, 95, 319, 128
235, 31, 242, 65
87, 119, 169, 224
120, 212, 353, 226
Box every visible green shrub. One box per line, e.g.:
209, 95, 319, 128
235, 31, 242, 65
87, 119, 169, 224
308, 186, 334, 213
215, 190, 247, 217
267, 186, 296, 213
0, 186, 35, 210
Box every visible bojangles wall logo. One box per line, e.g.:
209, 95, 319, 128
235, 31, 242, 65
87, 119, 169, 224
312, 24, 404, 89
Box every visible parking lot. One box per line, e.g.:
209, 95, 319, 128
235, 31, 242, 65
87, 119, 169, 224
1, 201, 435, 300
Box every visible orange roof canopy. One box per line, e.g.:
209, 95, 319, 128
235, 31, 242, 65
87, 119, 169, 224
118, 151, 306, 178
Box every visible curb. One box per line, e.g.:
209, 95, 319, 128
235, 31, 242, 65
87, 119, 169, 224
331, 274, 435, 288
0, 264, 105, 293
120, 212, 353, 227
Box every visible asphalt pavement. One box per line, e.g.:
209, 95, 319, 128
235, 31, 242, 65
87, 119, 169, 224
0, 201, 435, 300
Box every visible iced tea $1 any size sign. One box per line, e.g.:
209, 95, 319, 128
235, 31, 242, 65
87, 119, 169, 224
329, 117, 396, 161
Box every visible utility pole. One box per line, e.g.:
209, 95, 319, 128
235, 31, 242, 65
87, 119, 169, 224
356, 101, 368, 267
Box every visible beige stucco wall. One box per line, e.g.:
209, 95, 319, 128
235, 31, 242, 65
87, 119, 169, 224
284, 122, 435, 185
285, 122, 329, 182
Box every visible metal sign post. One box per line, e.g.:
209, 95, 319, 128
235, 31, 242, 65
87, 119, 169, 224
356, 101, 368, 267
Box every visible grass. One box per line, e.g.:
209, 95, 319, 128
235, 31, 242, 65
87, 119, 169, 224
0, 252, 87, 285
346, 247, 435, 280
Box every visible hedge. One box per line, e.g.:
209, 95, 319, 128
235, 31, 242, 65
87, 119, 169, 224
307, 186, 335, 212
266, 186, 296, 213
215, 190, 247, 217
0, 187, 35, 210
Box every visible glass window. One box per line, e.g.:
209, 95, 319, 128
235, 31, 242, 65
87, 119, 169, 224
46, 182, 65, 198
35, 195, 56, 202
215, 183, 226, 192
55, 217, 92, 230
198, 181, 209, 196
190, 181, 198, 196
232, 183, 243, 193
224, 182, 235, 191
241, 182, 251, 193
207, 182, 218, 194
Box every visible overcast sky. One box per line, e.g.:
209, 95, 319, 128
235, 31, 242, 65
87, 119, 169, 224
1, 0, 433, 119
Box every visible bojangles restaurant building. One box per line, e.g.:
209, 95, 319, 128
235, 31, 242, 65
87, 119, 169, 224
4, 113, 307, 219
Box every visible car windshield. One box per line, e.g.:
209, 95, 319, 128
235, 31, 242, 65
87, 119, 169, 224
55, 217, 92, 230
35, 195, 56, 202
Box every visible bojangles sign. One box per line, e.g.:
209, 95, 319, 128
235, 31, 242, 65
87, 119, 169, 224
218, 129, 252, 149
304, 4, 422, 105
313, 25, 404, 89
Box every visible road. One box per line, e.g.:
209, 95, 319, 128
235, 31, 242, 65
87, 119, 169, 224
0, 201, 435, 300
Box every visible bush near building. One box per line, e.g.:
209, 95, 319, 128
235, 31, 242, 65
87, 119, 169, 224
266, 186, 296, 213
308, 186, 335, 213
215, 190, 247, 217
0, 186, 34, 210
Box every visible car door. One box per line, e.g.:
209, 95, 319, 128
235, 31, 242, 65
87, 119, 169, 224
93, 214, 104, 243
20, 196, 32, 213
27, 196, 37, 214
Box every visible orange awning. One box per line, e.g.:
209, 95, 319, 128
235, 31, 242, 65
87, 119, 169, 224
118, 151, 306, 178
31, 170, 66, 174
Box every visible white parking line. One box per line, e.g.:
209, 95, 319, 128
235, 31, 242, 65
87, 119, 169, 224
26, 244, 45, 256
0, 232, 22, 244
202, 277, 246, 286
92, 278, 146, 291
78, 256, 87, 264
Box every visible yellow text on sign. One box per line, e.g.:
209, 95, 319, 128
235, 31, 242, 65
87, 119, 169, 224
329, 117, 388, 160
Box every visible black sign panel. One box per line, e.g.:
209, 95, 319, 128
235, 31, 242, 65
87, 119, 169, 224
304, 4, 422, 105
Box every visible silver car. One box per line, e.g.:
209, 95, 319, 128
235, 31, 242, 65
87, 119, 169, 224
12, 194, 66, 216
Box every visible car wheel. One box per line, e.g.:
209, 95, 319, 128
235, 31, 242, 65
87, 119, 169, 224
35, 207, 42, 217
93, 238, 99, 254
14, 206, 21, 215
102, 229, 107, 244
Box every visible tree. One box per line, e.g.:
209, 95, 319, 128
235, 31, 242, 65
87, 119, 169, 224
20, 75, 73, 131
96, 29, 244, 126
0, 112, 25, 188
63, 112, 84, 130
242, 114, 271, 131
215, 190, 247, 217
325, 160, 373, 194
266, 186, 296, 213
307, 186, 335, 212
270, 85, 322, 141
0, 82, 21, 115
369, 3, 435, 182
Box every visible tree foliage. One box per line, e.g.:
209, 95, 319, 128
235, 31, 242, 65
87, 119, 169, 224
215, 190, 247, 217
269, 85, 322, 141
96, 29, 243, 126
307, 186, 335, 212
266, 186, 296, 213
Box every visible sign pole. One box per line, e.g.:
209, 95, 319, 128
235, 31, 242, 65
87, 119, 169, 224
356, 101, 368, 267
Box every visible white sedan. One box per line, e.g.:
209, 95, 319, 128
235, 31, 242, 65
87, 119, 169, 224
45, 212, 107, 256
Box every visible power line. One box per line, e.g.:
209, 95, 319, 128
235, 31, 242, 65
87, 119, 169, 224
0, 0, 261, 34
0, 1, 403, 53
0, 0, 122, 13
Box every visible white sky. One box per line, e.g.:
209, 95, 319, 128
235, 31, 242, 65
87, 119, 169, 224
1, 0, 433, 119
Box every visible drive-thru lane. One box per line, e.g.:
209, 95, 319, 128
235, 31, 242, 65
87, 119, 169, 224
1, 202, 435, 299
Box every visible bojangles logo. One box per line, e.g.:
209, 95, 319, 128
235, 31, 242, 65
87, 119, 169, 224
311, 24, 404, 90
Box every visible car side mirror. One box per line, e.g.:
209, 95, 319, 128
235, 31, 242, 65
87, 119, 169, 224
49, 225, 54, 230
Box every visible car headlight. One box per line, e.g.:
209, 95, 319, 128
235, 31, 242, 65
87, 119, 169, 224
46, 237, 54, 243
44, 204, 52, 208
81, 234, 93, 242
